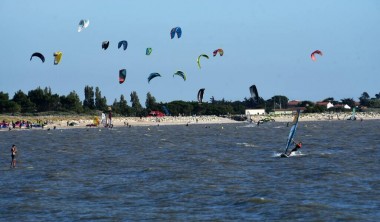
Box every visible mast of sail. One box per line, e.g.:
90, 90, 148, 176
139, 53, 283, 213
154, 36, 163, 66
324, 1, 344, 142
284, 109, 301, 154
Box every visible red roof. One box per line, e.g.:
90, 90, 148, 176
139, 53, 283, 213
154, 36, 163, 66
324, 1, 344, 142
288, 100, 300, 106
316, 101, 328, 106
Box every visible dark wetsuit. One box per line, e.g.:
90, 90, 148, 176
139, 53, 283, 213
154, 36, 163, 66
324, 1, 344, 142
289, 143, 302, 155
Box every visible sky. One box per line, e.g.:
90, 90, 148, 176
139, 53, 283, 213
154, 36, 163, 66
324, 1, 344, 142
1, 0, 380, 106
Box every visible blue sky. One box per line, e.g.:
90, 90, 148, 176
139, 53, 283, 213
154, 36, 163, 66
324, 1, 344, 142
1, 1, 379, 105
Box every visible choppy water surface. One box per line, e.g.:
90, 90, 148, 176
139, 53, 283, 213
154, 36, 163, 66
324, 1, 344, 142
0, 120, 379, 221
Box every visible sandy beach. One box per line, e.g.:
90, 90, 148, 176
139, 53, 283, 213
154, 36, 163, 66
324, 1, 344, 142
1, 112, 380, 130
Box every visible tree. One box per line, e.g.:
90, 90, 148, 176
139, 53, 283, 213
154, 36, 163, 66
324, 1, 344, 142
12, 90, 36, 113
112, 99, 120, 114
167, 100, 194, 116
231, 100, 246, 114
95, 87, 107, 111
359, 92, 370, 107
322, 97, 339, 105
299, 100, 315, 107
265, 95, 289, 111
60, 91, 83, 113
7, 101, 21, 113
28, 87, 48, 112
210, 96, 215, 104
0, 92, 21, 113
130, 91, 143, 116
119, 94, 129, 115
0, 92, 9, 113
48, 92, 61, 111
83, 86, 95, 110
145, 92, 158, 111
26, 87, 60, 112
368, 98, 380, 108
341, 98, 356, 109
303, 104, 326, 113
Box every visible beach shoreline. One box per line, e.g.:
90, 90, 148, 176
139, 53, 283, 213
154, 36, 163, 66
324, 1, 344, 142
1, 112, 380, 130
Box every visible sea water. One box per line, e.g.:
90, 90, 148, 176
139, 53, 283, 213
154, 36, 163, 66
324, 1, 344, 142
0, 120, 379, 221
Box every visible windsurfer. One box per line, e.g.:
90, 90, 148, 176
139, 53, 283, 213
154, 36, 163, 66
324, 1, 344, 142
288, 141, 302, 156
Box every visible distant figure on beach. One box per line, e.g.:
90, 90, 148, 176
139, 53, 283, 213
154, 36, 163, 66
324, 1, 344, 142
10, 144, 17, 168
108, 111, 112, 128
288, 141, 302, 156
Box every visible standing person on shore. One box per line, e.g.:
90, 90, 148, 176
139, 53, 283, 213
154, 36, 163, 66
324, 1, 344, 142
10, 144, 17, 168
108, 110, 112, 128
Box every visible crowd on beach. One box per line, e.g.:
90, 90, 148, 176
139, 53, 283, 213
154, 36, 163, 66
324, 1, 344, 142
1, 112, 380, 131
0, 119, 48, 130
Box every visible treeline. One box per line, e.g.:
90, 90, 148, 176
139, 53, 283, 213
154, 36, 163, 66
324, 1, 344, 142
0, 86, 380, 116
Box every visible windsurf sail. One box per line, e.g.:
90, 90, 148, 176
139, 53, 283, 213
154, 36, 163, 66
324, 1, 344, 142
284, 109, 300, 154
162, 105, 170, 116
348, 107, 356, 120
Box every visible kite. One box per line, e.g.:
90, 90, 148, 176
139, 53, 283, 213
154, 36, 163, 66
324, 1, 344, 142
146, 48, 152, 55
53, 51, 62, 65
119, 69, 126, 84
311, 50, 323, 61
78, 19, 90, 32
213, 49, 224, 57
197, 54, 209, 69
118, 40, 128, 50
197, 88, 205, 104
170, 27, 182, 39
30, 52, 45, 63
148, 72, 161, 83
173, 70, 186, 81
102, 41, 110, 50
249, 85, 259, 104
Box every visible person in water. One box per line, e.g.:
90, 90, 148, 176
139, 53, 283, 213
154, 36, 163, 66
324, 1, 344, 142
288, 141, 302, 156
10, 144, 17, 168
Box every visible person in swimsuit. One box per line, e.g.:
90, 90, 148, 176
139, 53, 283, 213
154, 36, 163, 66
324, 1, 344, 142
11, 144, 17, 168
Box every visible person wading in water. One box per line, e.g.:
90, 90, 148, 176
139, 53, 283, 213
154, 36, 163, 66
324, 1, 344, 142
10, 144, 17, 168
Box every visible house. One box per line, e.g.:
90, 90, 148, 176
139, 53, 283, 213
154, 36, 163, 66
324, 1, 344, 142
316, 101, 329, 107
287, 100, 301, 107
245, 109, 266, 116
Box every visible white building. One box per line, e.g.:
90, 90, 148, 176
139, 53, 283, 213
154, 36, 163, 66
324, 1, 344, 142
245, 109, 266, 116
